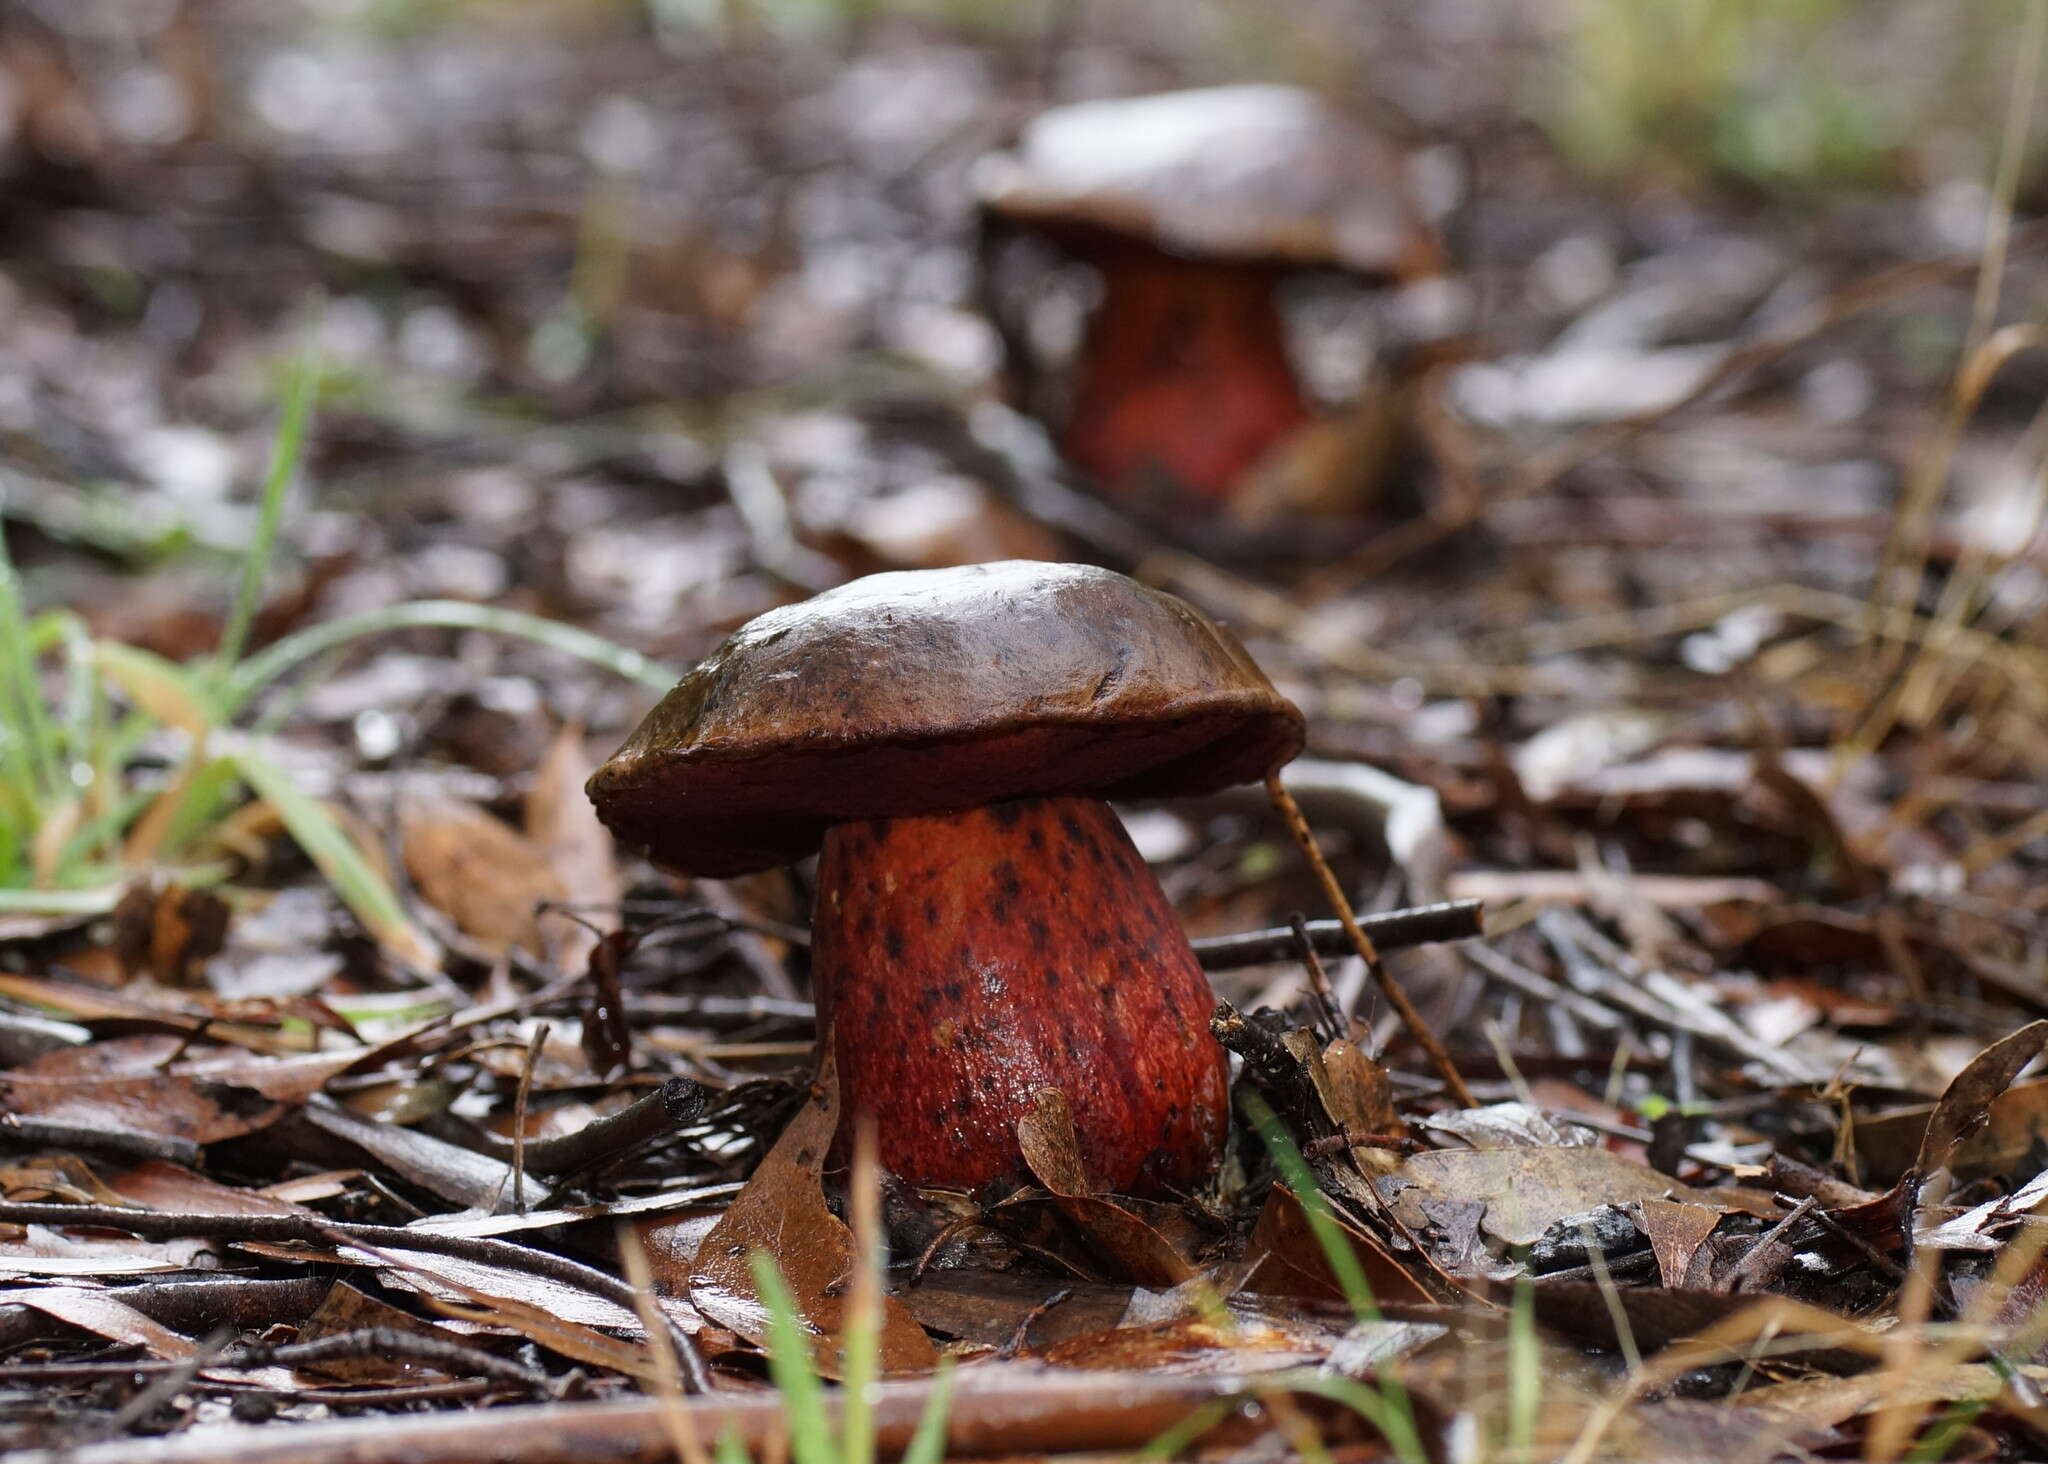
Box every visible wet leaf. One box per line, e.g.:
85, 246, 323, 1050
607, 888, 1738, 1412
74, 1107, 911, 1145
1014, 1088, 1198, 1288
295, 1280, 501, 1384
684, 1046, 935, 1376
0, 1044, 284, 1149
1915, 1021, 2048, 1205
1233, 1185, 1438, 1308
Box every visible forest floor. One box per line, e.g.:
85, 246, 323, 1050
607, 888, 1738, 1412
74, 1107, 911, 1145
0, 3, 2045, 1461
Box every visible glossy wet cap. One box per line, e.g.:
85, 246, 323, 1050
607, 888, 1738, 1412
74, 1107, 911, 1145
973, 84, 1439, 278
587, 561, 1304, 875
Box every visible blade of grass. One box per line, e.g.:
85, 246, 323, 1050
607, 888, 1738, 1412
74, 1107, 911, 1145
1240, 1091, 1379, 1323
93, 641, 220, 740
1268, 1372, 1428, 1464
749, 1250, 837, 1464
841, 1122, 883, 1464
897, 1358, 956, 1464
0, 885, 127, 915
0, 521, 61, 802
1240, 1091, 1425, 1464
1507, 1267, 1539, 1460
216, 338, 318, 670
222, 599, 679, 713
616, 1222, 714, 1464
225, 741, 439, 970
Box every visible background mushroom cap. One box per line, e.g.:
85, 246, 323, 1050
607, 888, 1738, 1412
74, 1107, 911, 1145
587, 560, 1305, 875
972, 84, 1438, 278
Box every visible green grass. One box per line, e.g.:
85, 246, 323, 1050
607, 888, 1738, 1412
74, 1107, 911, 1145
0, 338, 678, 963
1539, 0, 2038, 192
1192, 1093, 1427, 1464
746, 1251, 955, 1464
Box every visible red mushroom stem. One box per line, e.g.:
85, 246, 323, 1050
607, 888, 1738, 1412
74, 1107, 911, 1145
810, 794, 1228, 1193
1062, 244, 1311, 511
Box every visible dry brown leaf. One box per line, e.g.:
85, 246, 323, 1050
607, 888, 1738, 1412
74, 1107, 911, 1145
400, 794, 566, 959
1637, 1196, 1724, 1289
1383, 1147, 1775, 1249
684, 1046, 935, 1376
1014, 1087, 1199, 1289
525, 723, 620, 973
1915, 1020, 2048, 1201
1232, 1185, 1438, 1308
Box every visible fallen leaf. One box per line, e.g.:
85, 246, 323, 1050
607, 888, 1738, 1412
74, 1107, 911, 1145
400, 794, 566, 959
1424, 1102, 1599, 1151
1915, 1021, 2048, 1209
108, 1160, 310, 1217
525, 724, 621, 974
1014, 1088, 1198, 1289
1232, 1185, 1438, 1308
1638, 1197, 1723, 1288
684, 1046, 935, 1376
1382, 1147, 1774, 1249
0, 1047, 283, 1150
6, 1286, 199, 1358
295, 1280, 502, 1384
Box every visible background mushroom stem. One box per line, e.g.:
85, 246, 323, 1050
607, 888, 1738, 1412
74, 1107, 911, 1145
1263, 773, 1477, 1106
1063, 249, 1310, 508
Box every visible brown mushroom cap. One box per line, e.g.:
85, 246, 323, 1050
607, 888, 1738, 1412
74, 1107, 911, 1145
973, 84, 1437, 279
587, 561, 1304, 875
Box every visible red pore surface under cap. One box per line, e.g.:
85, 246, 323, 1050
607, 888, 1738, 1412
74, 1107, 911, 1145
811, 795, 1228, 1193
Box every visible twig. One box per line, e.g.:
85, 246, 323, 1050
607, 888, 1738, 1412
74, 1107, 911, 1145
0, 1203, 712, 1395
2, 1368, 1274, 1464
1288, 913, 1343, 1042
1264, 773, 1474, 1106
471, 1076, 708, 1178
0, 1327, 554, 1391
501, 1022, 551, 1216
1191, 900, 1484, 970
0, 1116, 201, 1168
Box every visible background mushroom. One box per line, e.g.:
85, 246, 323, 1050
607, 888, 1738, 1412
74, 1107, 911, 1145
586, 560, 1304, 1193
975, 85, 1441, 522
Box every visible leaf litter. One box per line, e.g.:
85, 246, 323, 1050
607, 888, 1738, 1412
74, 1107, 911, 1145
1, 4, 2047, 1461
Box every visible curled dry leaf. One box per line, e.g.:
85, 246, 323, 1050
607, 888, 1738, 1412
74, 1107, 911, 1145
1014, 1088, 1200, 1289
399, 794, 567, 960
524, 724, 621, 974
1913, 1020, 2048, 1209
1859, 1078, 2048, 1188
111, 879, 230, 987
683, 1045, 936, 1376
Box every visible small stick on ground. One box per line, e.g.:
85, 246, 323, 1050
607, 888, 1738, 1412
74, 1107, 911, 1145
1191, 900, 1483, 970
1288, 913, 1343, 1042
1264, 773, 1476, 1107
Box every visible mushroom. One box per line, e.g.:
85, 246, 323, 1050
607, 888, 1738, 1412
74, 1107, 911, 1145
586, 560, 1303, 1193
975, 85, 1440, 517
